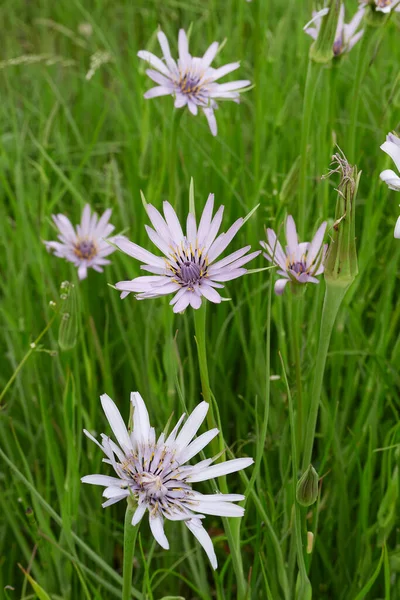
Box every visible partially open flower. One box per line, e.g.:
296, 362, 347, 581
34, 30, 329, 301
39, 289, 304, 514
82, 392, 253, 569
260, 216, 327, 295
114, 194, 260, 312
305, 5, 365, 56
359, 0, 400, 14
380, 132, 400, 237
323, 151, 360, 286
43, 204, 126, 280
138, 29, 250, 136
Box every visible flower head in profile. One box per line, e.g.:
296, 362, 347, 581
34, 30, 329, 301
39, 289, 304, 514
260, 216, 327, 295
304, 5, 365, 56
137, 29, 250, 136
113, 194, 260, 313
44, 204, 126, 280
360, 0, 400, 13
82, 392, 253, 569
380, 132, 400, 237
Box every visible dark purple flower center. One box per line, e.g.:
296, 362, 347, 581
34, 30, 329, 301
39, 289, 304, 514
74, 239, 97, 260
180, 260, 202, 283
179, 72, 202, 96
290, 261, 307, 274
333, 36, 343, 56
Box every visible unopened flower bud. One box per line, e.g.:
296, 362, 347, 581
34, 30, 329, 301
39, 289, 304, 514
306, 531, 314, 554
323, 150, 360, 288
296, 464, 319, 507
309, 0, 341, 64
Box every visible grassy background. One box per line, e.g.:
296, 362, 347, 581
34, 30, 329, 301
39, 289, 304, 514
1, 0, 400, 598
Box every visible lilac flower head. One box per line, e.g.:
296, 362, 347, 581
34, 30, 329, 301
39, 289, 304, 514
114, 194, 260, 313
260, 216, 328, 295
359, 0, 400, 13
81, 392, 253, 569
43, 204, 126, 280
137, 29, 251, 136
304, 5, 365, 56
380, 132, 400, 237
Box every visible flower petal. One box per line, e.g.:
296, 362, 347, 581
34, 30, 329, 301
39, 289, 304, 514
149, 513, 169, 549
100, 393, 133, 452
131, 391, 151, 447
187, 457, 254, 482
81, 474, 125, 487
185, 519, 217, 569
175, 402, 209, 450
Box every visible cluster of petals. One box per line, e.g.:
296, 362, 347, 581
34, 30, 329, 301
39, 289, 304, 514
260, 216, 327, 295
304, 5, 365, 56
360, 0, 400, 13
380, 132, 400, 238
137, 29, 250, 136
81, 392, 253, 569
43, 204, 126, 280
114, 194, 260, 313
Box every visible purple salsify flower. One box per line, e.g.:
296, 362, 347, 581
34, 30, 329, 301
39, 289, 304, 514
113, 194, 260, 313
137, 29, 250, 136
43, 204, 126, 280
359, 0, 400, 13
81, 392, 253, 569
380, 132, 400, 237
304, 5, 365, 56
260, 215, 328, 295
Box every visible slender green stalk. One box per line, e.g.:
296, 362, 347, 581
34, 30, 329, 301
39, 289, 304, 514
193, 304, 247, 599
122, 503, 139, 600
0, 313, 57, 405
193, 304, 216, 436
169, 109, 182, 208
301, 282, 348, 472
279, 353, 311, 599
298, 60, 321, 237
291, 292, 304, 455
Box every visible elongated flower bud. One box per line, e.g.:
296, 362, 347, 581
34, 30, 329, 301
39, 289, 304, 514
323, 151, 360, 288
310, 0, 341, 63
296, 464, 319, 507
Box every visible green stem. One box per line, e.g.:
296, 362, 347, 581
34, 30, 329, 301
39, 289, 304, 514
291, 293, 304, 456
193, 304, 247, 599
122, 503, 139, 600
193, 304, 216, 438
280, 353, 311, 599
301, 282, 348, 473
0, 313, 57, 405
169, 110, 181, 209
298, 60, 321, 238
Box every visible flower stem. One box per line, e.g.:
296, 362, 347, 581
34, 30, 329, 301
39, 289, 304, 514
193, 304, 216, 439
0, 313, 57, 405
193, 304, 248, 599
298, 60, 321, 238
169, 109, 182, 210
301, 282, 348, 473
122, 502, 138, 600
291, 292, 304, 456
279, 352, 311, 599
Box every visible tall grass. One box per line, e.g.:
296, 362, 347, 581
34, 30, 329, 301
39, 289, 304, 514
1, 0, 400, 598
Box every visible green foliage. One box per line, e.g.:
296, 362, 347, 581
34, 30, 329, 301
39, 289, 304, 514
0, 0, 400, 599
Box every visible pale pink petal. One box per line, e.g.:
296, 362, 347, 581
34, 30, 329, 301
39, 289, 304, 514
203, 107, 217, 136
185, 519, 217, 569
274, 278, 289, 295
144, 86, 173, 99
137, 50, 171, 77
149, 514, 169, 549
